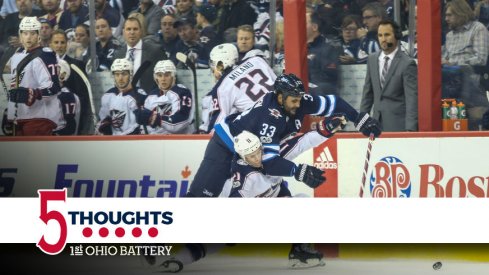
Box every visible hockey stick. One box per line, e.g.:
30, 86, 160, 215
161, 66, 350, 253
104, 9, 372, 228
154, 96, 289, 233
359, 133, 375, 198
131, 60, 151, 88
131, 60, 151, 134
70, 64, 98, 130
176, 52, 199, 129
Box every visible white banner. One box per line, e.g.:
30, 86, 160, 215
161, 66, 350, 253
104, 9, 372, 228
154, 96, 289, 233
0, 137, 313, 197
336, 136, 489, 198
1, 195, 489, 250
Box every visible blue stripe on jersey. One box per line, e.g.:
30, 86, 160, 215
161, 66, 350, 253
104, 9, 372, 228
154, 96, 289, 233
214, 123, 235, 152
263, 144, 280, 162
311, 96, 326, 116
263, 144, 279, 154
263, 153, 279, 162
325, 95, 336, 116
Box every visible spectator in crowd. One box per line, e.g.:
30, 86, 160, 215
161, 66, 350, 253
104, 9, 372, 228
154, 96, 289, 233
338, 14, 363, 64
306, 10, 340, 96
39, 18, 54, 47
94, 17, 120, 71
128, 12, 148, 37
443, 0, 489, 129
134, 60, 196, 134
358, 2, 386, 62
475, 0, 489, 27
131, 0, 163, 36
216, 0, 257, 41
58, 0, 88, 40
108, 0, 139, 19
72, 23, 89, 62
0, 0, 18, 18
94, 0, 123, 39
146, 13, 181, 59
360, 20, 418, 132
236, 24, 256, 61
114, 17, 168, 93
378, 0, 393, 19
38, 0, 63, 28
97, 58, 146, 135
54, 59, 81, 135
196, 3, 218, 57
171, 16, 208, 68
7, 16, 62, 136
175, 0, 195, 19
1, 0, 42, 48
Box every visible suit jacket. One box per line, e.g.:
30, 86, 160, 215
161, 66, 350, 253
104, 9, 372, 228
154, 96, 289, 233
360, 49, 418, 131
114, 40, 167, 93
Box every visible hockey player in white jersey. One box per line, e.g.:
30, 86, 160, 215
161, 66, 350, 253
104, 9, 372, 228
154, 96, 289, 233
199, 43, 277, 133
97, 58, 146, 135
134, 60, 195, 134
53, 59, 81, 135
7, 16, 63, 136
144, 119, 347, 273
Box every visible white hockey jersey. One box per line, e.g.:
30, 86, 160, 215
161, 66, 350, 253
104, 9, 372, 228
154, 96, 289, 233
98, 87, 146, 135
143, 84, 195, 134
201, 55, 277, 133
7, 47, 63, 125
220, 132, 328, 198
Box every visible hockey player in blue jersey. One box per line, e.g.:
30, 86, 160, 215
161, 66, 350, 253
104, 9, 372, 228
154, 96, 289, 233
134, 60, 195, 134
96, 58, 147, 135
188, 73, 382, 198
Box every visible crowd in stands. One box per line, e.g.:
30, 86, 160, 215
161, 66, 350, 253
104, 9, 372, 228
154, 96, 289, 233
1, 0, 489, 136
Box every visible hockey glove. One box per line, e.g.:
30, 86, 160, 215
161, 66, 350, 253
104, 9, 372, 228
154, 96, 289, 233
354, 112, 382, 138
9, 87, 42, 106
134, 108, 161, 128
482, 110, 489, 130
312, 114, 348, 138
294, 164, 326, 188
97, 116, 112, 135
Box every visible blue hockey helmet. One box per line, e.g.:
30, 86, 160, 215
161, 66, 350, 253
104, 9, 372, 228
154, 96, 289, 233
274, 73, 305, 99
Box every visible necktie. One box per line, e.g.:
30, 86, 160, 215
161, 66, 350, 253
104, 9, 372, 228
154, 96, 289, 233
128, 48, 135, 62
380, 56, 390, 89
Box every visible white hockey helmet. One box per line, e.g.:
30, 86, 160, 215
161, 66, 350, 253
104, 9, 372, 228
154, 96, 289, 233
19, 16, 41, 33
209, 43, 238, 71
154, 60, 177, 77
57, 59, 71, 83
234, 131, 262, 160
111, 58, 133, 75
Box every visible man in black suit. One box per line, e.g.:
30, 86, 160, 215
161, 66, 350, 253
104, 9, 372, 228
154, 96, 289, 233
49, 29, 92, 134
114, 17, 168, 93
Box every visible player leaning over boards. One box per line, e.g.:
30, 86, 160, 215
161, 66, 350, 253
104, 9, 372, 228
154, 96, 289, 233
134, 60, 195, 134
96, 58, 146, 135
188, 73, 382, 198
145, 123, 349, 272
199, 43, 277, 133
7, 16, 63, 136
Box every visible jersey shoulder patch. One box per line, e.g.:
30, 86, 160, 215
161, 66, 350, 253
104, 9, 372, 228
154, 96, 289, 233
268, 108, 282, 119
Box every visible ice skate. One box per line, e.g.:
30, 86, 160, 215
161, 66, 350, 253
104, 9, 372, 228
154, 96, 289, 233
288, 243, 326, 269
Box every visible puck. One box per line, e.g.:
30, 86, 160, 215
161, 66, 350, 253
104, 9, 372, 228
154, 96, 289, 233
433, 261, 442, 270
